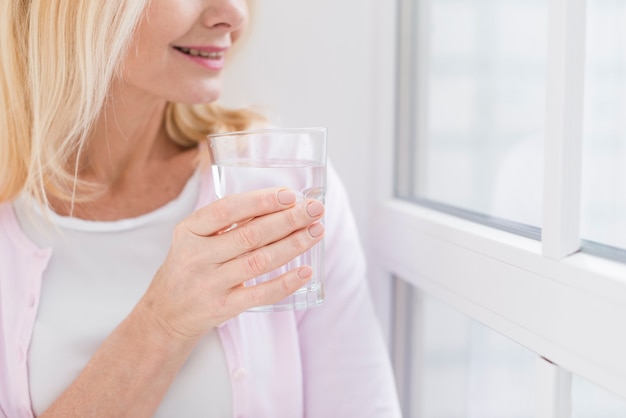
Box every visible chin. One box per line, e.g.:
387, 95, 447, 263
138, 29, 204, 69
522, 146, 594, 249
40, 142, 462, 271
184, 94, 222, 105
176, 85, 223, 105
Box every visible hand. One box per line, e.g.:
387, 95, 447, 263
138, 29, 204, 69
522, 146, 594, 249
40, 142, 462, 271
137, 187, 325, 341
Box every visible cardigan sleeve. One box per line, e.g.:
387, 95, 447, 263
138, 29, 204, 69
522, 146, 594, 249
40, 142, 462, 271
295, 161, 402, 417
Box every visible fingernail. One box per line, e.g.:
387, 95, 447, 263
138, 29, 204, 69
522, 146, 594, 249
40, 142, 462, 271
306, 200, 324, 217
298, 266, 313, 280
308, 222, 324, 238
278, 190, 296, 205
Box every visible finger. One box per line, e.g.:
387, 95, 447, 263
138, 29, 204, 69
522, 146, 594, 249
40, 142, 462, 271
217, 221, 325, 287
183, 188, 298, 237
226, 266, 314, 310
208, 199, 325, 262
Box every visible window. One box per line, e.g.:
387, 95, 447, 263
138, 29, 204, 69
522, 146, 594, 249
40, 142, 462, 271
373, 0, 626, 416
580, 0, 626, 253
396, 0, 547, 232
393, 280, 536, 417
571, 375, 626, 418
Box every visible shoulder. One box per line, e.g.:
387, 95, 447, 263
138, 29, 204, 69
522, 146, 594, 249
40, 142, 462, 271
0, 201, 17, 236
0, 200, 48, 256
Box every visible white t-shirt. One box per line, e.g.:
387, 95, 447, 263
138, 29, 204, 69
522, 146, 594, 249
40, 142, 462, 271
14, 170, 232, 417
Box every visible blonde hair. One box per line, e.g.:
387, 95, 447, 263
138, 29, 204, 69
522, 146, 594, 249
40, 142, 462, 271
0, 0, 261, 205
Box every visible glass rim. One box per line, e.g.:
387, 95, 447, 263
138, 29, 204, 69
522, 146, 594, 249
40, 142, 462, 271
207, 126, 327, 140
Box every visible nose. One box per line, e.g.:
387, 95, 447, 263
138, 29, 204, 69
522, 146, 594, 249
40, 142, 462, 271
201, 0, 248, 34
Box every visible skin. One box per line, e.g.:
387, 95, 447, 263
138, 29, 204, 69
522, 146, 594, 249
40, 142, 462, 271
40, 0, 325, 416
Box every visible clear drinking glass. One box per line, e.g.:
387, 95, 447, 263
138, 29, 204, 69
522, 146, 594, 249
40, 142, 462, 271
207, 127, 327, 311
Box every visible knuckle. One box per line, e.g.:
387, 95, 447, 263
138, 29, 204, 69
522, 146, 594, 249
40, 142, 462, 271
282, 208, 301, 230
279, 276, 292, 295
172, 222, 188, 241
245, 250, 272, 276
292, 230, 312, 252
209, 197, 237, 223
256, 192, 276, 213
217, 292, 231, 311
248, 286, 265, 306
234, 224, 262, 250
248, 276, 293, 308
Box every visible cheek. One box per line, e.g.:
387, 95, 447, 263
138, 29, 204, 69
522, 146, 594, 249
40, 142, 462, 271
120, 48, 166, 89
119, 43, 225, 104
120, 31, 178, 88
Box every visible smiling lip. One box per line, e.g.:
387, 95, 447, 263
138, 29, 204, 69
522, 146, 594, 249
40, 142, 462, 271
173, 45, 228, 71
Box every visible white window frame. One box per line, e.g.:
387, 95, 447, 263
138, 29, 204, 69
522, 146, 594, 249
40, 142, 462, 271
369, 0, 626, 414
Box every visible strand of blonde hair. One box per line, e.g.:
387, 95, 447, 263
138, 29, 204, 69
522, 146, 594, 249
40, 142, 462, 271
0, 0, 262, 208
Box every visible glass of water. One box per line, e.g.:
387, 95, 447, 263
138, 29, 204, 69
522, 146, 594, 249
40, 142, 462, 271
207, 127, 327, 311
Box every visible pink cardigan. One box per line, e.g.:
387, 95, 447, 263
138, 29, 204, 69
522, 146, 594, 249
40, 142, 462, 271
0, 164, 401, 418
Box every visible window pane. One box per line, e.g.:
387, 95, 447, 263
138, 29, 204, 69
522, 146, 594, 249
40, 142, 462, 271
397, 282, 536, 418
396, 0, 548, 228
572, 375, 626, 417
581, 0, 626, 250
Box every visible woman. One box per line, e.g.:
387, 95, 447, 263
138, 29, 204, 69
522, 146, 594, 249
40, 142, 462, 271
0, 0, 401, 417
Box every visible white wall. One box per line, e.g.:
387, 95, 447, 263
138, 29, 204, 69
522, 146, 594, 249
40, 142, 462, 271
221, 0, 375, 226
220, 0, 395, 327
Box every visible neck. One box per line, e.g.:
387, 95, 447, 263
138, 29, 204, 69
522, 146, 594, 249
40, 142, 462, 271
84, 84, 174, 184
53, 82, 200, 220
